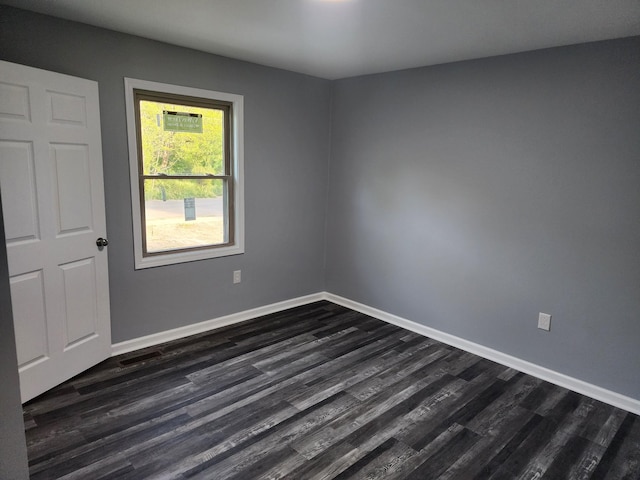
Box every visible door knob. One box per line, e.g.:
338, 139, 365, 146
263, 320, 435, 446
96, 237, 109, 248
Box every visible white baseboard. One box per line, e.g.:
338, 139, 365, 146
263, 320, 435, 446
111, 290, 640, 415
111, 293, 325, 356
324, 292, 640, 416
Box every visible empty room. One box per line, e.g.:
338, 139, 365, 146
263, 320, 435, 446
0, 1, 639, 479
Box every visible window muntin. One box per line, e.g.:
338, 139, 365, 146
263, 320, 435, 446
125, 79, 244, 269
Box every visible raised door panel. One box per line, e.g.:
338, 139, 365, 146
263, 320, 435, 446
0, 81, 31, 122
47, 91, 87, 127
51, 143, 93, 235
9, 270, 49, 368
0, 141, 39, 243
60, 257, 98, 348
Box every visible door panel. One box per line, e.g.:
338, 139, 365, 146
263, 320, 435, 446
0, 81, 31, 120
0, 141, 39, 241
0, 60, 111, 402
48, 90, 87, 126
60, 257, 98, 347
9, 270, 48, 367
52, 143, 93, 234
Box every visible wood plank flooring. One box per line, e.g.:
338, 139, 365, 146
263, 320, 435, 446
23, 301, 640, 479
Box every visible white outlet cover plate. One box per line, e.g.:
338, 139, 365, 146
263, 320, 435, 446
538, 313, 552, 331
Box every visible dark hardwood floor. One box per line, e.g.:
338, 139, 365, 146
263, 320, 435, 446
23, 301, 640, 479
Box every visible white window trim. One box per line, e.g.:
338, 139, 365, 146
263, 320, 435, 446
124, 77, 244, 269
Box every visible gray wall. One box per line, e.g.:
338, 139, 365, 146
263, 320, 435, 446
326, 37, 640, 399
0, 191, 29, 479
0, 6, 331, 342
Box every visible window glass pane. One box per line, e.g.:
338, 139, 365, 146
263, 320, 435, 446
144, 178, 227, 253
139, 100, 225, 176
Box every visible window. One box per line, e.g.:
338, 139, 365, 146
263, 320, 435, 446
125, 78, 244, 269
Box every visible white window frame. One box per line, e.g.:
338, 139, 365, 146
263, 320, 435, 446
124, 78, 244, 269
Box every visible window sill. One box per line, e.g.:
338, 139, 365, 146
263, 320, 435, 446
135, 243, 244, 269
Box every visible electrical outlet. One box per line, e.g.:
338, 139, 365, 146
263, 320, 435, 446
538, 313, 551, 331
233, 270, 241, 284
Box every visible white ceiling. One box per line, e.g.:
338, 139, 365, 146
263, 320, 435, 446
4, 0, 640, 79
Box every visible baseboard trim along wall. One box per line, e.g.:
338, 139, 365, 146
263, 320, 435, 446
323, 293, 640, 416
111, 293, 326, 356
111, 291, 640, 415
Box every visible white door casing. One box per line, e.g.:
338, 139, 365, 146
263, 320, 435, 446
0, 60, 111, 403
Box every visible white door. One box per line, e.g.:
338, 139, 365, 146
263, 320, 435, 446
0, 60, 111, 403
